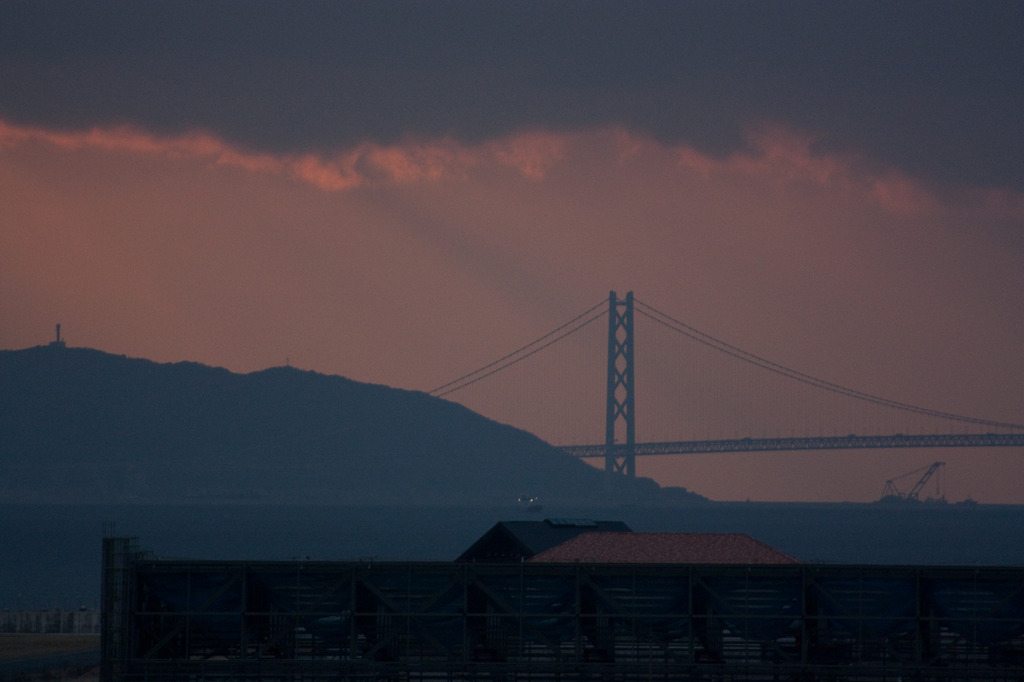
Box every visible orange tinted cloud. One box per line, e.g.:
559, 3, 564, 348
676, 124, 1023, 220
0, 121, 557, 191
3, 119, 1021, 223
486, 132, 569, 180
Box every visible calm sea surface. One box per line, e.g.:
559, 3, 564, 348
3, 502, 1023, 609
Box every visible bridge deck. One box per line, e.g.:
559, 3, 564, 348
560, 432, 1024, 457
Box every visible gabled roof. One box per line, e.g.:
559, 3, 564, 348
456, 519, 633, 563
527, 532, 799, 564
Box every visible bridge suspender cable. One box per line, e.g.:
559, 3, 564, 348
429, 292, 1024, 466
633, 298, 1024, 432
429, 298, 608, 398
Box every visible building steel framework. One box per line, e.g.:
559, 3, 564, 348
102, 538, 1024, 681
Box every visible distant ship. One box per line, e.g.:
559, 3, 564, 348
877, 494, 948, 505
516, 495, 543, 513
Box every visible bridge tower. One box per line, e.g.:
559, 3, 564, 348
605, 291, 636, 476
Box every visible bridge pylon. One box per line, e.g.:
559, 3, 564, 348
605, 291, 636, 476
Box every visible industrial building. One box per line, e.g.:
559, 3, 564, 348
101, 526, 1024, 681
456, 519, 634, 562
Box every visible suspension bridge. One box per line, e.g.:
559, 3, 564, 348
431, 291, 1024, 478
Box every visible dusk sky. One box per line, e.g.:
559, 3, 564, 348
2, 1, 1023, 503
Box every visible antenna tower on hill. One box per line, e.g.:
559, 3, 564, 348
50, 323, 66, 348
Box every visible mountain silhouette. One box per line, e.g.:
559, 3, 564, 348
0, 345, 704, 505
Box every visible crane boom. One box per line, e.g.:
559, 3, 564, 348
906, 461, 944, 500
880, 461, 945, 501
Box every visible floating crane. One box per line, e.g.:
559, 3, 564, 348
881, 461, 945, 501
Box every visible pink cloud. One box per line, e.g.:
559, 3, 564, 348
486, 132, 569, 180
290, 154, 363, 191
673, 124, 941, 217
0, 120, 281, 173
2, 119, 1020, 223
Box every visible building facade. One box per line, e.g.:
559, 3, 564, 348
101, 537, 1024, 681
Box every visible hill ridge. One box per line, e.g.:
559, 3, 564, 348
0, 345, 704, 505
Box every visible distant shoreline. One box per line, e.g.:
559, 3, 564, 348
0, 499, 1019, 508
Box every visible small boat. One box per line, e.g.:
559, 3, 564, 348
516, 495, 543, 513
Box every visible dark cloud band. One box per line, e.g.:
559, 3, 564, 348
1, 1, 1021, 189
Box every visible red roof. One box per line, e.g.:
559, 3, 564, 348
527, 532, 799, 564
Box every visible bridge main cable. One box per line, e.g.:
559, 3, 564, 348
429, 298, 608, 398
632, 298, 1024, 431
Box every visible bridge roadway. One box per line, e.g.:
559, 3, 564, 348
559, 432, 1024, 457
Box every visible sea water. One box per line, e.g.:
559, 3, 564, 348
3, 502, 1023, 609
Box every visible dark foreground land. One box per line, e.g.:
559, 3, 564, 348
0, 635, 99, 682
0, 635, 100, 663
